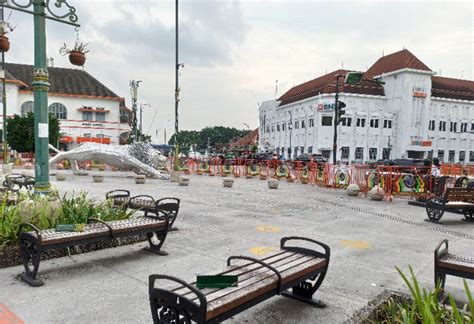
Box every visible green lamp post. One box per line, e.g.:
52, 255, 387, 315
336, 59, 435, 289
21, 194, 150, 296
0, 0, 80, 193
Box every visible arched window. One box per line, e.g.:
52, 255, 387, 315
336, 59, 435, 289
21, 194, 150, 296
21, 101, 34, 116
48, 102, 67, 120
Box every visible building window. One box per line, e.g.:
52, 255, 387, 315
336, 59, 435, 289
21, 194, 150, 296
282, 123, 286, 131
448, 150, 455, 163
82, 111, 93, 121
369, 148, 377, 160
308, 146, 313, 154
382, 148, 391, 159
341, 147, 349, 160
321, 150, 331, 160
471, 123, 474, 132
341, 117, 352, 127
301, 120, 305, 129
449, 122, 457, 132
83, 133, 91, 138
21, 101, 34, 116
383, 119, 393, 129
356, 118, 366, 127
355, 147, 364, 161
370, 119, 379, 128
439, 121, 446, 131
459, 151, 465, 163
460, 123, 467, 133
428, 120, 435, 131
294, 121, 299, 129
48, 102, 67, 120
271, 126, 274, 132
266, 126, 270, 133
322, 116, 332, 126
470, 151, 474, 163
95, 112, 105, 122
120, 110, 130, 124
309, 118, 314, 127
438, 150, 444, 161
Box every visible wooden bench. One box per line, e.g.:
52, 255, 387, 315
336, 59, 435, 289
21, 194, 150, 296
425, 187, 474, 222
434, 239, 473, 290
18, 216, 169, 287
106, 190, 180, 230
149, 237, 330, 323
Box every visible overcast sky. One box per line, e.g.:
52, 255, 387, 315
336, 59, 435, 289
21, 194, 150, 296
5, 0, 473, 142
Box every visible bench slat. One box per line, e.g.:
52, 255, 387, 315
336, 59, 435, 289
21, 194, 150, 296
24, 217, 166, 245
180, 252, 305, 299
205, 257, 326, 320
171, 251, 295, 294
439, 253, 474, 274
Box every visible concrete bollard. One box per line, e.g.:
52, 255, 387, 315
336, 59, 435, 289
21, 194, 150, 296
135, 175, 146, 184
178, 175, 189, 186
346, 184, 360, 196
92, 174, 104, 183
55, 172, 67, 181
369, 185, 384, 201
268, 179, 279, 189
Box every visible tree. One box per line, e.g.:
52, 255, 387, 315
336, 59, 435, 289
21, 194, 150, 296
6, 112, 61, 153
168, 126, 251, 152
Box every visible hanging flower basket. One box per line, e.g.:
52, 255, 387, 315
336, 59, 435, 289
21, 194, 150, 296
69, 50, 86, 66
0, 35, 10, 52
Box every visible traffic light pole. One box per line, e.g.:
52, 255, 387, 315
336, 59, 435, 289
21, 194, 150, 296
332, 75, 342, 164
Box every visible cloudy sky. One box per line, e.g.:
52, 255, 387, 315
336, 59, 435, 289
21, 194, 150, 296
6, 0, 473, 142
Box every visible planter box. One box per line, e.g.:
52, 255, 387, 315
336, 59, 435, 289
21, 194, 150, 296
92, 174, 104, 183
55, 173, 67, 181
135, 175, 146, 184
178, 176, 189, 186
223, 178, 234, 188
347, 290, 409, 323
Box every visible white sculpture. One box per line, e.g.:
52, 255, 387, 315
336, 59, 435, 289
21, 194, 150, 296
49, 142, 168, 179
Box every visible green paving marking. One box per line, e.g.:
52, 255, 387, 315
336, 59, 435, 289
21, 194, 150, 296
249, 246, 278, 256
339, 240, 371, 250
256, 225, 281, 233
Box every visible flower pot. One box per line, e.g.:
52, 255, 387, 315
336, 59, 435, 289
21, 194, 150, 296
209, 172, 215, 177
260, 174, 267, 180
135, 175, 146, 184
268, 179, 279, 189
69, 50, 86, 66
223, 178, 234, 188
301, 179, 308, 184
0, 36, 10, 53
55, 173, 67, 181
287, 177, 295, 183
92, 174, 104, 183
246, 174, 253, 179
178, 175, 189, 186
234, 173, 240, 178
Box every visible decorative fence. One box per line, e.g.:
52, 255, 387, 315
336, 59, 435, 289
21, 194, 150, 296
170, 158, 473, 200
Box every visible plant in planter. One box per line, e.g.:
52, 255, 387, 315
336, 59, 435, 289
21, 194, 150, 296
0, 20, 15, 53
59, 40, 89, 67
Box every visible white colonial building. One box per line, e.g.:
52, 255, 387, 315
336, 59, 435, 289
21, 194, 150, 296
2, 62, 131, 150
259, 49, 474, 164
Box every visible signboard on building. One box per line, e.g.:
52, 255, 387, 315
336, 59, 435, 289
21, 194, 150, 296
411, 140, 432, 146
413, 87, 427, 98
317, 102, 336, 111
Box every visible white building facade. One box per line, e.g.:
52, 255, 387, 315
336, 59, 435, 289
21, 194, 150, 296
259, 50, 474, 164
2, 63, 131, 150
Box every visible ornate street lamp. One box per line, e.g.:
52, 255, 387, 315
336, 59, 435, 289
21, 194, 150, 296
129, 80, 141, 142
0, 0, 80, 194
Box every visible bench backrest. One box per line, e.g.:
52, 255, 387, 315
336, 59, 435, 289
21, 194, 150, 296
445, 187, 474, 202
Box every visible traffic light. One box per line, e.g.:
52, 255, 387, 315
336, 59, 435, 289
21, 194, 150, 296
336, 101, 346, 125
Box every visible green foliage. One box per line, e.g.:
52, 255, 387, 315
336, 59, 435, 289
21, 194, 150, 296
168, 126, 251, 152
0, 192, 135, 247
6, 112, 61, 153
370, 266, 473, 323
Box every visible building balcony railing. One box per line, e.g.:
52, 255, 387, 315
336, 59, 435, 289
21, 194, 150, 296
77, 107, 110, 113
76, 137, 111, 144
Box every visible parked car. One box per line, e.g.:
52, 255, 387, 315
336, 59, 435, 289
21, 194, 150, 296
294, 153, 327, 163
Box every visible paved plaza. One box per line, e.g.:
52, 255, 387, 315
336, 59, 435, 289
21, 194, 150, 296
1, 171, 473, 323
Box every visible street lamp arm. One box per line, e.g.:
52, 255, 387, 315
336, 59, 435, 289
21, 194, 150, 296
0, 0, 80, 26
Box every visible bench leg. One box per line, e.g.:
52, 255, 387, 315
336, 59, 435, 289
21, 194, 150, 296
463, 210, 474, 222
281, 270, 327, 308
144, 230, 168, 256
18, 238, 43, 287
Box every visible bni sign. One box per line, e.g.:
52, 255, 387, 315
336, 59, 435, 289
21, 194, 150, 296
317, 103, 336, 111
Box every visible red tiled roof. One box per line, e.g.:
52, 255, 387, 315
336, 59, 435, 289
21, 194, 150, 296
364, 49, 432, 79
278, 70, 384, 106
431, 76, 474, 101
231, 128, 259, 147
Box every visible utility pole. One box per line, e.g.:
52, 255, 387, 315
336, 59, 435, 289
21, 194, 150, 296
288, 111, 292, 159
174, 0, 184, 170
1, 7, 7, 163
333, 75, 346, 164
129, 80, 141, 142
